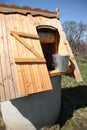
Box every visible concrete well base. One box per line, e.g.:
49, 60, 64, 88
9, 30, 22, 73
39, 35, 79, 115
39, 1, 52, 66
1, 76, 61, 130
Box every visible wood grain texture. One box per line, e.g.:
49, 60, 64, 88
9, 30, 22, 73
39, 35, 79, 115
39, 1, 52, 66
0, 9, 82, 101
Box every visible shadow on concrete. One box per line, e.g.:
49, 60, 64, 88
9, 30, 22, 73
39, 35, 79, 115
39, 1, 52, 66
58, 85, 87, 128
11, 76, 61, 130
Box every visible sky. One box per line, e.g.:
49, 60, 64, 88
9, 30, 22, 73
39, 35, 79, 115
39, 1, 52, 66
0, 0, 87, 23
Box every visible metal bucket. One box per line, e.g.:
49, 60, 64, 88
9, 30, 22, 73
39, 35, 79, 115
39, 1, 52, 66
52, 54, 70, 72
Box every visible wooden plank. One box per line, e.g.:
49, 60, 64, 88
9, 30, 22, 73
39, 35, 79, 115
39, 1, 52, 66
5, 14, 20, 98
0, 14, 11, 100
0, 15, 6, 101
4, 15, 18, 99
11, 31, 40, 39
14, 58, 46, 63
15, 14, 27, 96
49, 69, 72, 77
11, 32, 43, 59
0, 41, 5, 101
38, 31, 55, 43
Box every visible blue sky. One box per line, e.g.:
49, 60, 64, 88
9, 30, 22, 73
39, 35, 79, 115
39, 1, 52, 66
0, 0, 87, 23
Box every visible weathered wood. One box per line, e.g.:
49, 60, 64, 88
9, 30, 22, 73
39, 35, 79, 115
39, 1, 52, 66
0, 4, 59, 18
5, 14, 19, 98
38, 32, 55, 43
11, 31, 43, 59
49, 69, 72, 77
0, 55, 5, 101
14, 14, 26, 95
14, 58, 46, 63
0, 14, 11, 100
11, 31, 39, 39
0, 15, 5, 101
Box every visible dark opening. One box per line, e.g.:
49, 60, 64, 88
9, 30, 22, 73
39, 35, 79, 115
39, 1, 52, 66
37, 26, 60, 71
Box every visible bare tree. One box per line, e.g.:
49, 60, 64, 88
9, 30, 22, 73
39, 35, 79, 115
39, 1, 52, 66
62, 20, 87, 57
63, 20, 87, 43
76, 21, 87, 44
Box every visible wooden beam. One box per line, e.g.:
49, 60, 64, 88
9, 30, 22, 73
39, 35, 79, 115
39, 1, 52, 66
14, 58, 46, 63
49, 69, 72, 77
38, 32, 55, 43
11, 32, 43, 59
11, 31, 39, 39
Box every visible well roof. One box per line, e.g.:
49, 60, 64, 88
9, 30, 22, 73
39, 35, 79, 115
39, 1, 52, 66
0, 3, 59, 18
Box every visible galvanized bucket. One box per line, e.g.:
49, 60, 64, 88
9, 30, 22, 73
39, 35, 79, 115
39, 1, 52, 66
52, 54, 70, 72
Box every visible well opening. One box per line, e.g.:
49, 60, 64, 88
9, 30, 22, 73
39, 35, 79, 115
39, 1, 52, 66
37, 26, 60, 71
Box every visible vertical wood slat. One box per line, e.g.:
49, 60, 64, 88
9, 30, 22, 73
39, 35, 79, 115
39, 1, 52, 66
0, 58, 5, 101
0, 14, 5, 101
0, 14, 11, 100
10, 14, 21, 95
5, 14, 19, 98
4, 15, 17, 99
14, 14, 26, 95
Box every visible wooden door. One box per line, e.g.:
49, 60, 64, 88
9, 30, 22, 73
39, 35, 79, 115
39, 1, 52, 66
0, 14, 52, 101
10, 30, 52, 96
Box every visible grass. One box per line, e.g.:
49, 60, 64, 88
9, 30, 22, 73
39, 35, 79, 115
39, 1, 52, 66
60, 107, 87, 130
62, 58, 87, 88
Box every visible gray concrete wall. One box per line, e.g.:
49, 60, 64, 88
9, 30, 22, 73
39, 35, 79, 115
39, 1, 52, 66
1, 76, 61, 130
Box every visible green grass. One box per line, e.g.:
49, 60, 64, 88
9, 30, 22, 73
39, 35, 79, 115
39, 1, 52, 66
60, 107, 87, 130
62, 59, 87, 88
